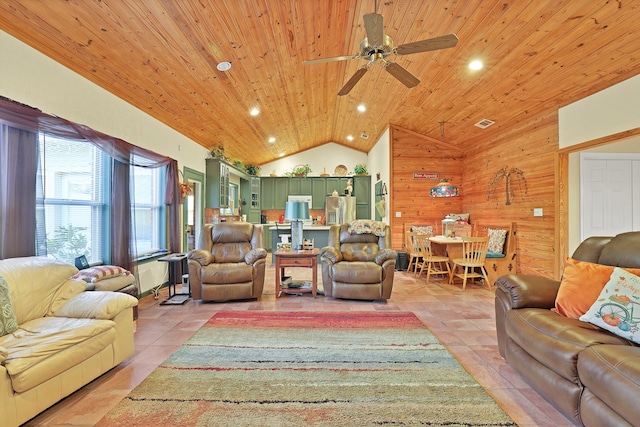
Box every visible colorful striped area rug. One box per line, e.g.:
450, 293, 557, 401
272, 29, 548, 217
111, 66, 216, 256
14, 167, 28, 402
97, 311, 515, 426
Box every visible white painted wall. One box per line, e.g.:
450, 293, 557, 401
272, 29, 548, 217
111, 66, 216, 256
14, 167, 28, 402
560, 73, 640, 253
559, 74, 640, 148
260, 142, 368, 177
0, 30, 210, 293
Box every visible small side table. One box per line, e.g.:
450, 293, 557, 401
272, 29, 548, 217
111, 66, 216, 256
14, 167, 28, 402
157, 253, 190, 304
274, 248, 319, 298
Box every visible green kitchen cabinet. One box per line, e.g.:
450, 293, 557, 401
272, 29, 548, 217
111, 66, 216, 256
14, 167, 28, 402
262, 224, 272, 252
240, 176, 261, 223
325, 177, 349, 196
261, 177, 289, 209
205, 159, 230, 208
311, 178, 327, 209
288, 177, 311, 195
354, 176, 371, 219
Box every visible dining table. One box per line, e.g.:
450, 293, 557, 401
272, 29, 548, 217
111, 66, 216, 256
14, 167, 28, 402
428, 235, 465, 264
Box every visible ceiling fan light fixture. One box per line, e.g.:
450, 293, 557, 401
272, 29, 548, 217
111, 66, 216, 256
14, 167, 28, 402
216, 61, 232, 72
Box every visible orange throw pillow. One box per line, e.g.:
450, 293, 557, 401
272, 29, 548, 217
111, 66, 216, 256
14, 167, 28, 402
555, 258, 640, 318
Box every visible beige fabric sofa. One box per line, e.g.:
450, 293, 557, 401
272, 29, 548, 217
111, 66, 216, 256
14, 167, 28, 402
0, 256, 138, 427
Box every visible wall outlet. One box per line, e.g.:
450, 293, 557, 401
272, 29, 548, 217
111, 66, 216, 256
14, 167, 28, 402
395, 211, 402, 218
533, 208, 543, 217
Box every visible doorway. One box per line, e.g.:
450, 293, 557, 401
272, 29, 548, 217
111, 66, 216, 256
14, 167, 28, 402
182, 167, 204, 252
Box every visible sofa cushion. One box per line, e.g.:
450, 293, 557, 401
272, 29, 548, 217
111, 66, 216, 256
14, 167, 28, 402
201, 262, 253, 284
0, 316, 116, 392
506, 308, 632, 383
0, 257, 79, 325
581, 267, 640, 344
555, 258, 640, 319
0, 276, 18, 336
72, 265, 130, 283
332, 262, 381, 284
578, 345, 640, 426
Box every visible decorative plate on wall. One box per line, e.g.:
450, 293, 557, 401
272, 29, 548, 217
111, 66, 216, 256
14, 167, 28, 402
334, 165, 347, 176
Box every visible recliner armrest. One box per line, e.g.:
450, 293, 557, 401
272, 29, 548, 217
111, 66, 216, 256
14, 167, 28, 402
495, 274, 560, 310
374, 249, 397, 266
245, 248, 267, 265
319, 246, 342, 264
188, 249, 214, 266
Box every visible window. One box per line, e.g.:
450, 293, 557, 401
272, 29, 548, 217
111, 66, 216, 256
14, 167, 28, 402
132, 166, 166, 255
39, 135, 108, 264
38, 135, 167, 264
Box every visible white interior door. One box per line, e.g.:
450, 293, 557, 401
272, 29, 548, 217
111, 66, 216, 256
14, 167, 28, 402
581, 153, 637, 240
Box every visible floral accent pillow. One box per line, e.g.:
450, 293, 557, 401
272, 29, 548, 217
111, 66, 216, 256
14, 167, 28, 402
487, 228, 507, 254
347, 220, 386, 236
72, 265, 131, 283
580, 267, 640, 344
411, 225, 434, 236
0, 276, 18, 336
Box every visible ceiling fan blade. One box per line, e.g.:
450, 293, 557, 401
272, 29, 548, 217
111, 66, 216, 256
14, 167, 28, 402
338, 67, 368, 96
363, 13, 384, 47
395, 34, 459, 55
384, 62, 420, 88
303, 55, 359, 65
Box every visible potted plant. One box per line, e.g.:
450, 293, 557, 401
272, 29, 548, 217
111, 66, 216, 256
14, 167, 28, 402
291, 164, 312, 177
245, 164, 261, 176
354, 163, 368, 175
209, 145, 227, 161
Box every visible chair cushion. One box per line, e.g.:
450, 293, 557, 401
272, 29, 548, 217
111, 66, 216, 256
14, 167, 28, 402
340, 243, 379, 262
333, 262, 381, 284
211, 242, 252, 263
201, 262, 253, 284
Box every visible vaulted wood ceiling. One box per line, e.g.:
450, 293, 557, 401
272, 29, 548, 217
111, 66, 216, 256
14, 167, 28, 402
1, 1, 638, 166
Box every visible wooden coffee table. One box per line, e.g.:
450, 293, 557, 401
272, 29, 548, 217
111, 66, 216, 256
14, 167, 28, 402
274, 248, 319, 298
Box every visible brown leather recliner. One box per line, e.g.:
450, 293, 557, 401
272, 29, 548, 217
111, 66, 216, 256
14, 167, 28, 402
187, 223, 267, 302
320, 223, 396, 300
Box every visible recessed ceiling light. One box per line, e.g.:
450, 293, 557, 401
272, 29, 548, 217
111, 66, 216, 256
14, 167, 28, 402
279, 152, 285, 157
250, 108, 260, 116
268, 137, 276, 143
357, 104, 366, 112
216, 61, 232, 72
346, 135, 354, 141
469, 60, 483, 71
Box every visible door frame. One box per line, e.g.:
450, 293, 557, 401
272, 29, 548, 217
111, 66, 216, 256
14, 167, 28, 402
182, 166, 204, 252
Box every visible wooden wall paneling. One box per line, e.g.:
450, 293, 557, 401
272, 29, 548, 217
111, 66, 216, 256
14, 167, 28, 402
390, 125, 463, 251
460, 111, 558, 279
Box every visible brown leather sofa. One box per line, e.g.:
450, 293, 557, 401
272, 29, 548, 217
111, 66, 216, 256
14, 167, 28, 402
495, 232, 640, 427
187, 223, 267, 302
320, 223, 396, 300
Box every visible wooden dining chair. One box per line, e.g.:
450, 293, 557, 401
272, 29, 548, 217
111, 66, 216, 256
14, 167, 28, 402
449, 236, 490, 290
416, 235, 451, 284
404, 231, 423, 275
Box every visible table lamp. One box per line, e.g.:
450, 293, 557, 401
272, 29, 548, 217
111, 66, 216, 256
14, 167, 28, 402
285, 201, 310, 250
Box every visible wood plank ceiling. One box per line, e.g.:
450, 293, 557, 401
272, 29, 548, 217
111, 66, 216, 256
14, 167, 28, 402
0, 1, 638, 166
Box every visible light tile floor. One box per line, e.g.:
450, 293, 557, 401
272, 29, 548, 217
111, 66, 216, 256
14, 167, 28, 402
24, 265, 576, 427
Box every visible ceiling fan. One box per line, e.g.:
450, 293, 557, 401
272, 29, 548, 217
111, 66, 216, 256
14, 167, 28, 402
303, 10, 459, 96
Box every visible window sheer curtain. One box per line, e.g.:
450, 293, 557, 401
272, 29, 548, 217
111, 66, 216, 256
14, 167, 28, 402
0, 97, 181, 269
